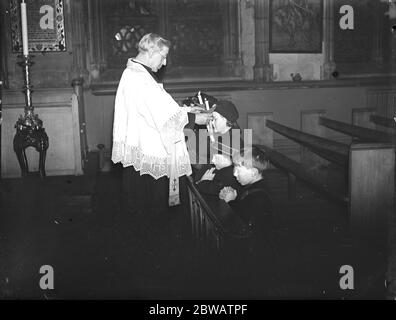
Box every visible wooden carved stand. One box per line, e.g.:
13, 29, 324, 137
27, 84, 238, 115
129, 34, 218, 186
13, 55, 48, 178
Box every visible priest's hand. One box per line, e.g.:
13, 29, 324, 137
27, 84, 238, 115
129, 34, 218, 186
183, 104, 205, 113
194, 113, 213, 125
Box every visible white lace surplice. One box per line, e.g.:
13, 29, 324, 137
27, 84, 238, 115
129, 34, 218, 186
111, 60, 192, 179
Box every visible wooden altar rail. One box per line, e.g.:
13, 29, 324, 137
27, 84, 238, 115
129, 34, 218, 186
319, 116, 395, 143
264, 120, 395, 245
186, 175, 251, 257
370, 114, 396, 130
266, 119, 349, 168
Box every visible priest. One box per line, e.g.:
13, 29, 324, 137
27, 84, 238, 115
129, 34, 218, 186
111, 33, 210, 218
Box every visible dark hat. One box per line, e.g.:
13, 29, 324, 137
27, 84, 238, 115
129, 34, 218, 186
213, 100, 239, 124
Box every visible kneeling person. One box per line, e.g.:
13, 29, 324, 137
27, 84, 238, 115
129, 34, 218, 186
219, 146, 273, 236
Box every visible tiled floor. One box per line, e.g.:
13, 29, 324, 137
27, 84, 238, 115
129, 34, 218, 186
0, 167, 390, 299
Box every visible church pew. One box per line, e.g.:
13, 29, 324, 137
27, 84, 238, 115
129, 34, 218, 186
352, 107, 376, 129
370, 114, 396, 130
259, 145, 348, 205
264, 120, 394, 246
266, 119, 349, 168
348, 143, 394, 246
186, 175, 251, 258
319, 116, 395, 143
300, 110, 330, 181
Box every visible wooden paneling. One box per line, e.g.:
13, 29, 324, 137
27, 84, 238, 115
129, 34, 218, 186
247, 112, 273, 148
367, 89, 396, 119
349, 143, 394, 245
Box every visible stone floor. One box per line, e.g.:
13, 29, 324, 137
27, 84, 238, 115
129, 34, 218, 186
0, 166, 392, 300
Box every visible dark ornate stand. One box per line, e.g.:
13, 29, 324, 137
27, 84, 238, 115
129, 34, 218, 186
13, 55, 49, 178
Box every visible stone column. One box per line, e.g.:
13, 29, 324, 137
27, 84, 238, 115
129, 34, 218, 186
221, 0, 242, 76
87, 0, 106, 82
69, 0, 89, 82
253, 0, 272, 82
322, 0, 336, 79
390, 10, 396, 73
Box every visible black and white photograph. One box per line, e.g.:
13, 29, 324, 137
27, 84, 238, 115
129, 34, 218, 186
0, 0, 395, 308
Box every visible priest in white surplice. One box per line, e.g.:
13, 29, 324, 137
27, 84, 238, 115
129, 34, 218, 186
112, 33, 208, 217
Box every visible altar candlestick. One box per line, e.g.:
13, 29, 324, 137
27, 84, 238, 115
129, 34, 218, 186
20, 0, 29, 56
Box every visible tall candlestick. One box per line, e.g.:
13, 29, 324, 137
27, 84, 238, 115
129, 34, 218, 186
20, 0, 29, 56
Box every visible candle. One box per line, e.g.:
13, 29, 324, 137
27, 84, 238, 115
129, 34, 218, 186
204, 98, 215, 143
204, 98, 210, 110
20, 0, 29, 56
197, 91, 203, 105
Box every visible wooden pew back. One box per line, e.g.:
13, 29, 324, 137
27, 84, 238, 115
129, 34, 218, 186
259, 117, 395, 247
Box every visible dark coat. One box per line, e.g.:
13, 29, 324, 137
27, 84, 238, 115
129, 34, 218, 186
228, 178, 274, 237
